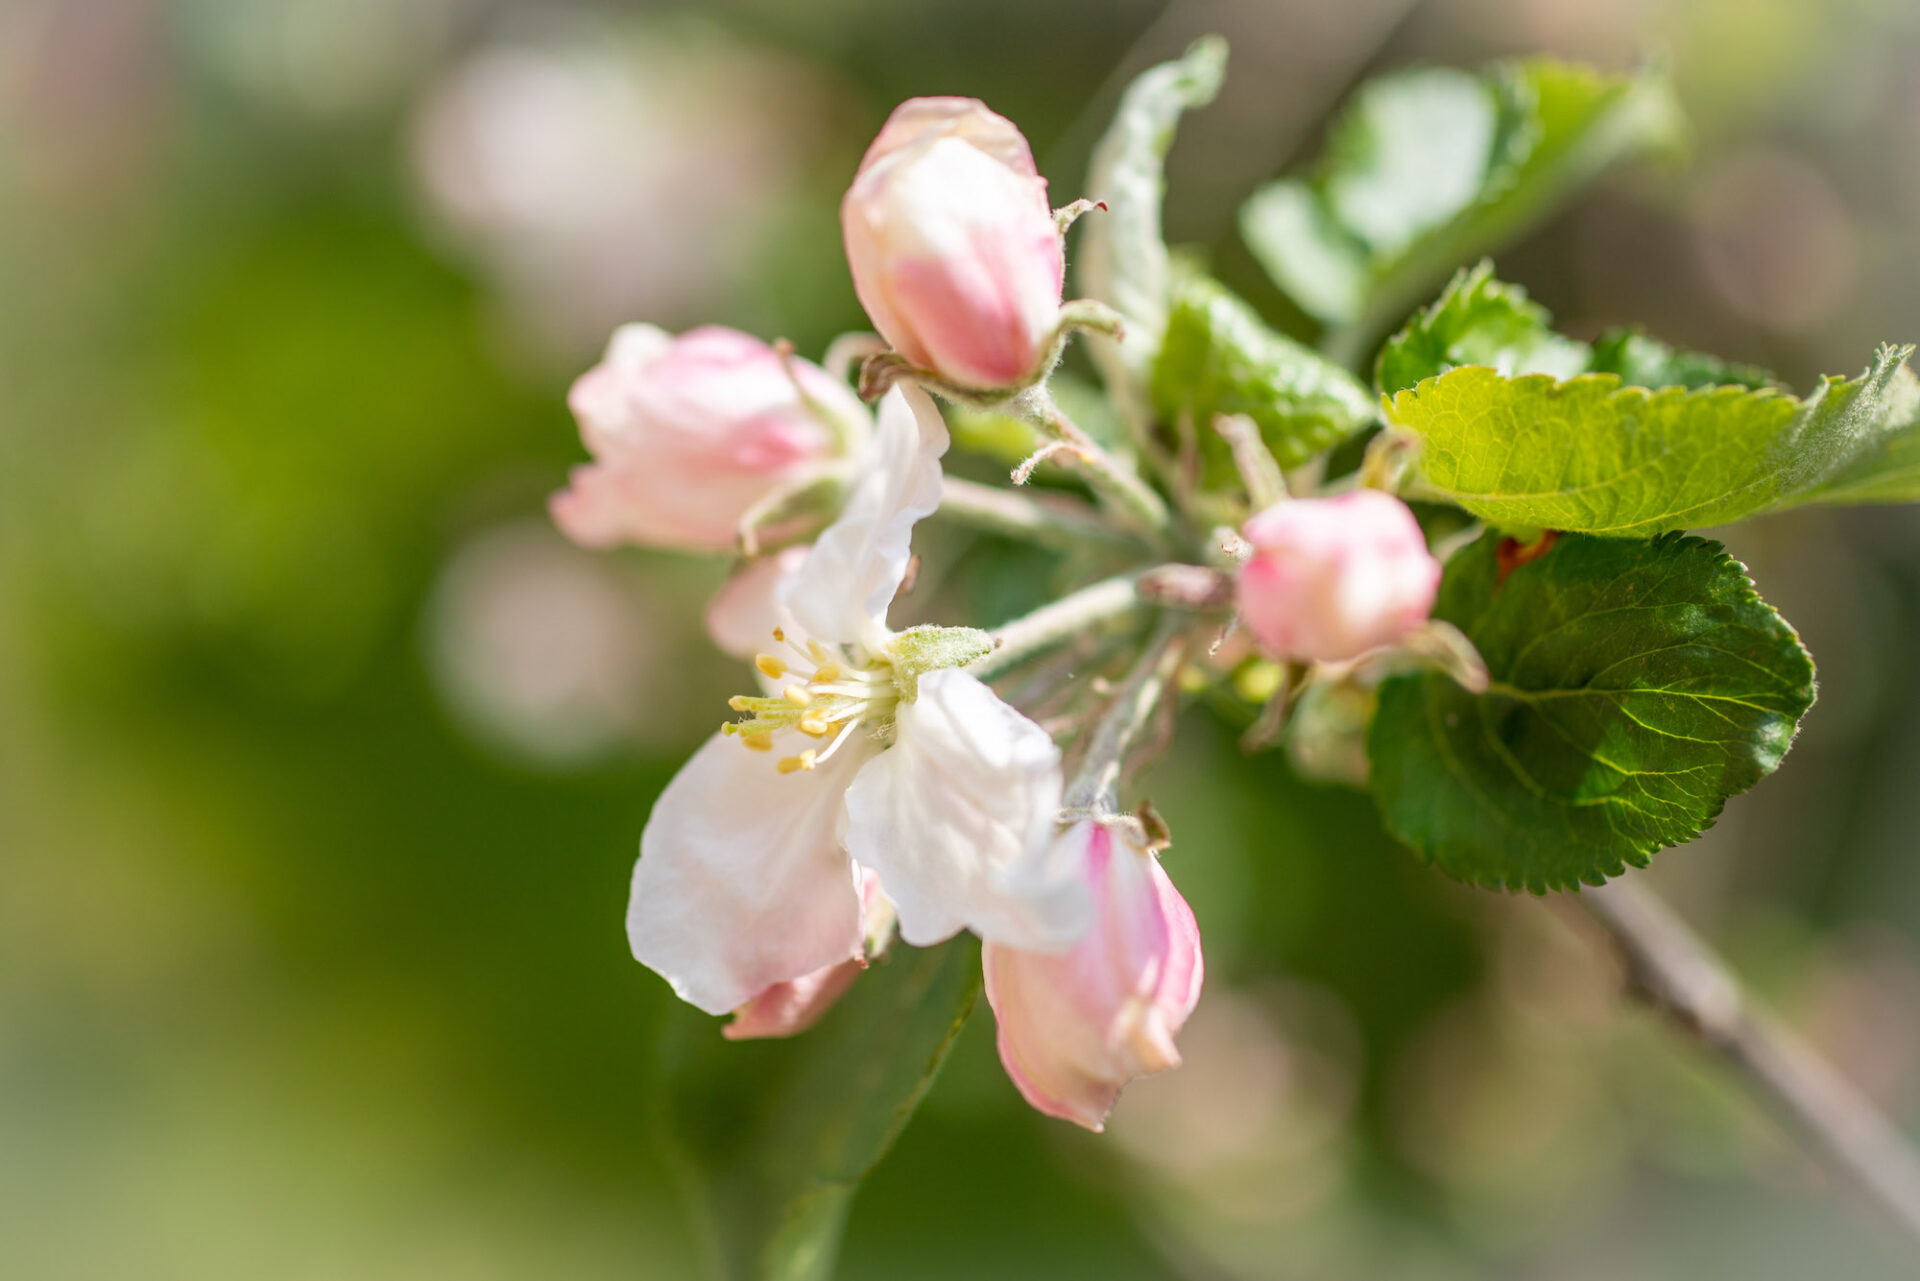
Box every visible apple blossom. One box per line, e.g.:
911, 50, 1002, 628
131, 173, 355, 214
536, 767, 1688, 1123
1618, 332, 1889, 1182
841, 97, 1066, 390
552, 323, 867, 553
984, 819, 1204, 1131
626, 384, 1090, 1017
1236, 490, 1441, 664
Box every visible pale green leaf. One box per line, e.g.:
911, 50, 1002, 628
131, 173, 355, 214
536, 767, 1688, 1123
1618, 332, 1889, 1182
1387, 345, 1919, 535
1152, 274, 1376, 468
1378, 262, 1774, 396
1078, 36, 1228, 427
1369, 533, 1814, 892
1586, 328, 1773, 392
1243, 59, 1683, 357
661, 938, 980, 1281
1375, 261, 1589, 394
1809, 429, 1920, 504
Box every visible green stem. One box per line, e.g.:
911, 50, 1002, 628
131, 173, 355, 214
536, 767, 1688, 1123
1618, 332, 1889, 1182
972, 571, 1150, 682
1021, 386, 1173, 543
1064, 615, 1189, 810
936, 476, 1140, 552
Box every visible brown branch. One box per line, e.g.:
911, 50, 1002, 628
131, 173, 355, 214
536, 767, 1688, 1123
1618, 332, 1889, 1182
1579, 877, 1920, 1248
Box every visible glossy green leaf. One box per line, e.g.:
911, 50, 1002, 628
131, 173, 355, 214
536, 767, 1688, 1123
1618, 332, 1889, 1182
1369, 533, 1814, 892
1078, 36, 1228, 430
1153, 275, 1376, 468
660, 938, 981, 1281
1387, 345, 1919, 535
1379, 262, 1776, 396
1375, 261, 1588, 394
1586, 328, 1774, 392
1242, 59, 1682, 356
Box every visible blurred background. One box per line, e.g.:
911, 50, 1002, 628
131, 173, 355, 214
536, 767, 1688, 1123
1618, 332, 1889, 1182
6, 0, 1920, 1277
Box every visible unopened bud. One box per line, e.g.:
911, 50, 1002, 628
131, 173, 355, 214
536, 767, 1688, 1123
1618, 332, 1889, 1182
841, 98, 1065, 391
1236, 491, 1441, 663
983, 820, 1204, 1131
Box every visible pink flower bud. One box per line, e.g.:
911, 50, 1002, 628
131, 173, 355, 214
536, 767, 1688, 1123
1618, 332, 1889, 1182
984, 821, 1204, 1132
841, 98, 1065, 390
552, 324, 865, 553
1236, 491, 1441, 663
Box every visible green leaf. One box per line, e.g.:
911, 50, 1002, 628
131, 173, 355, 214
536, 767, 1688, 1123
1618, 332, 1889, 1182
1387, 345, 1919, 535
1808, 428, 1920, 504
1587, 329, 1774, 392
1368, 533, 1814, 892
1379, 262, 1777, 397
1153, 274, 1376, 468
1242, 59, 1683, 357
1375, 261, 1589, 394
660, 938, 981, 1281
1078, 35, 1228, 428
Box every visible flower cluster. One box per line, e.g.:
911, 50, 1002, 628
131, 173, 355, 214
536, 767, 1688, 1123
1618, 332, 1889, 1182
554, 96, 1451, 1130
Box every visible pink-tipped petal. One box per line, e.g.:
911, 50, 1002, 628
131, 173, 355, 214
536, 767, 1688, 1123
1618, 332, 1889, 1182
984, 821, 1205, 1132
722, 956, 866, 1040
552, 325, 865, 553
705, 545, 811, 661
722, 870, 895, 1040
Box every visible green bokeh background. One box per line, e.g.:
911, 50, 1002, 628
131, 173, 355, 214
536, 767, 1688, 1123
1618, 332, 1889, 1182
7, 1, 1920, 1277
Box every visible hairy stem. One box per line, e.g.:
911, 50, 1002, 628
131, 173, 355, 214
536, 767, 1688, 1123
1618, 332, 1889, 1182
1578, 878, 1920, 1248
1021, 386, 1174, 541
973, 571, 1149, 682
936, 476, 1140, 552
1065, 615, 1189, 810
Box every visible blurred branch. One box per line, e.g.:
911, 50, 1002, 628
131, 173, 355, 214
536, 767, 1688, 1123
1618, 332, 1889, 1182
1580, 877, 1920, 1250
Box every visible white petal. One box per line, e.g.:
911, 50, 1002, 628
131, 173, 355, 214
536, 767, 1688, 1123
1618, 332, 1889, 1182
843, 669, 1087, 949
629, 730, 876, 1015
780, 384, 947, 651
704, 546, 810, 661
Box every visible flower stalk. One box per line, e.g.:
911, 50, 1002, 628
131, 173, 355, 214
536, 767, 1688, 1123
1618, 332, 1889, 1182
1065, 615, 1190, 810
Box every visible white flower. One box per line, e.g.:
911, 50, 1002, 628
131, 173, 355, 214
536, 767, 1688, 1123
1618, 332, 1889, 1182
628, 384, 1089, 1016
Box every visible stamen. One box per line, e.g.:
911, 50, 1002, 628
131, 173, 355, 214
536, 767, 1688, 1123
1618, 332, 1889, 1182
741, 732, 774, 752
798, 712, 829, 737
812, 718, 863, 765
755, 654, 787, 680
807, 639, 830, 664
776, 750, 818, 774
771, 627, 785, 643
784, 685, 814, 706
812, 661, 843, 684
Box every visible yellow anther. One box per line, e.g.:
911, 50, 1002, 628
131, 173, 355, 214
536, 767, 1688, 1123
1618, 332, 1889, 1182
741, 732, 774, 752
755, 654, 787, 680
798, 713, 829, 737
776, 750, 817, 774
807, 639, 830, 664
784, 685, 814, 706
812, 661, 843, 684
771, 627, 786, 643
